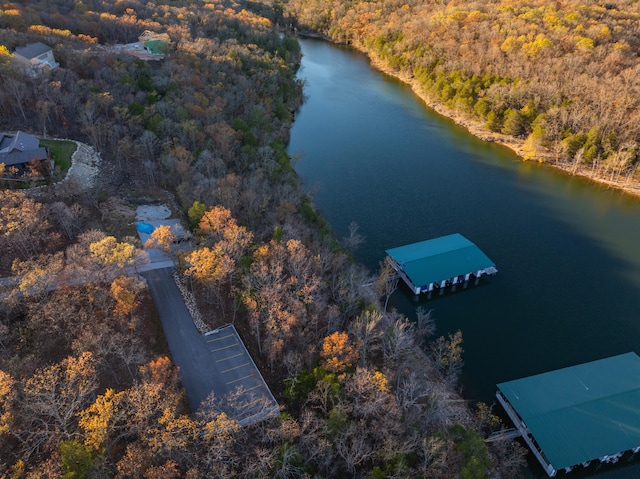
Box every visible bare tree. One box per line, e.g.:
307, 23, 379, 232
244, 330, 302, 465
334, 422, 376, 476
415, 307, 436, 346
348, 310, 383, 367
383, 314, 415, 365
341, 221, 364, 252
375, 257, 399, 312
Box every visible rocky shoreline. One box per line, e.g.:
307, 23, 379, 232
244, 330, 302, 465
335, 39, 640, 199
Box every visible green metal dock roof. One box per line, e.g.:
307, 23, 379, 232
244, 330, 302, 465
385, 233, 495, 287
497, 352, 640, 473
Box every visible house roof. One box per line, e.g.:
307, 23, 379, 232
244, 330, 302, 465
0, 132, 47, 167
385, 233, 495, 286
497, 352, 640, 471
0, 131, 40, 153
14, 42, 52, 60
143, 39, 167, 55
0, 149, 48, 167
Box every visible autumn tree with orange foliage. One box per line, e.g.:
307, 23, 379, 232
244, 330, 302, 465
144, 224, 176, 258
110, 275, 145, 318
321, 331, 358, 374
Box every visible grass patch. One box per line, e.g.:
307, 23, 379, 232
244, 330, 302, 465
40, 138, 76, 174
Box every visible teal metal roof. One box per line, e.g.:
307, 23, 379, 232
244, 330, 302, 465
498, 352, 640, 470
144, 40, 167, 54
385, 233, 495, 287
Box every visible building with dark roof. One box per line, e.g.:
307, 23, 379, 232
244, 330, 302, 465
13, 42, 59, 74
0, 131, 50, 178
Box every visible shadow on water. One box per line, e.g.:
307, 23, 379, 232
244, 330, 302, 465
289, 37, 640, 479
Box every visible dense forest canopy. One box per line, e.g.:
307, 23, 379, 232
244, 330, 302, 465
286, 0, 640, 189
0, 0, 527, 478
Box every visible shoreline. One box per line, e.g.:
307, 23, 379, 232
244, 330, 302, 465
323, 36, 640, 199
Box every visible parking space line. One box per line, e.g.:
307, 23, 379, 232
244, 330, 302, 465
216, 352, 244, 362
245, 384, 263, 393
227, 374, 254, 385
221, 362, 251, 374
206, 333, 235, 343
241, 396, 268, 411
211, 342, 239, 352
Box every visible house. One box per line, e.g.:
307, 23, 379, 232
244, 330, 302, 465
13, 42, 59, 74
0, 131, 51, 178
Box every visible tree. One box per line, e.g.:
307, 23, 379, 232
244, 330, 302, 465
49, 202, 84, 240
414, 307, 436, 345
20, 352, 98, 456
110, 275, 145, 318
4, 76, 28, 121
501, 108, 525, 137
183, 246, 235, 307
341, 221, 364, 252
187, 200, 207, 230
375, 257, 398, 312
431, 330, 464, 384
271, 443, 309, 478
0, 191, 54, 266
348, 310, 383, 367
12, 253, 64, 300
78, 388, 125, 453
449, 424, 490, 479
320, 331, 358, 374
383, 314, 415, 365
89, 236, 136, 278
144, 224, 176, 258
60, 440, 94, 479
0, 370, 16, 438
243, 238, 322, 369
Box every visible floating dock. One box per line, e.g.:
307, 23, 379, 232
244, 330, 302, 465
497, 352, 640, 477
385, 233, 497, 295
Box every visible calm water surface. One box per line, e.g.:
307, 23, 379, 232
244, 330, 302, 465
288, 38, 640, 478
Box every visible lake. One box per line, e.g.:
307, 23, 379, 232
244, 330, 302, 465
287, 38, 640, 478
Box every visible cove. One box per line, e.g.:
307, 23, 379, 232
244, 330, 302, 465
287, 38, 640, 478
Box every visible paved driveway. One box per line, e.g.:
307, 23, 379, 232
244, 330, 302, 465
142, 267, 278, 423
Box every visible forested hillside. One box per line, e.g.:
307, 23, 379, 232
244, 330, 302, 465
286, 0, 640, 193
1, 0, 526, 477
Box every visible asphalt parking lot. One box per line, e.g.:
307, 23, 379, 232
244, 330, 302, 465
143, 267, 278, 424
205, 326, 278, 423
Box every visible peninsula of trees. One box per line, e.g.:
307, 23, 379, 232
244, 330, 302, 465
0, 0, 529, 477
286, 0, 640, 195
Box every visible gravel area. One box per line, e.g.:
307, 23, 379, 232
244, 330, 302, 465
135, 204, 172, 221
27, 139, 101, 198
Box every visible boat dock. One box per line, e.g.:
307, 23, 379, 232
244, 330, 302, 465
496, 352, 640, 476
385, 233, 497, 295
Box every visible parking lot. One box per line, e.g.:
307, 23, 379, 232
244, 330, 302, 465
205, 326, 278, 424
143, 267, 278, 425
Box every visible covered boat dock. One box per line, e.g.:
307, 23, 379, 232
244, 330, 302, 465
497, 352, 640, 476
385, 233, 497, 295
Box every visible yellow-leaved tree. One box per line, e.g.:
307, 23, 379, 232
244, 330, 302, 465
321, 331, 358, 374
